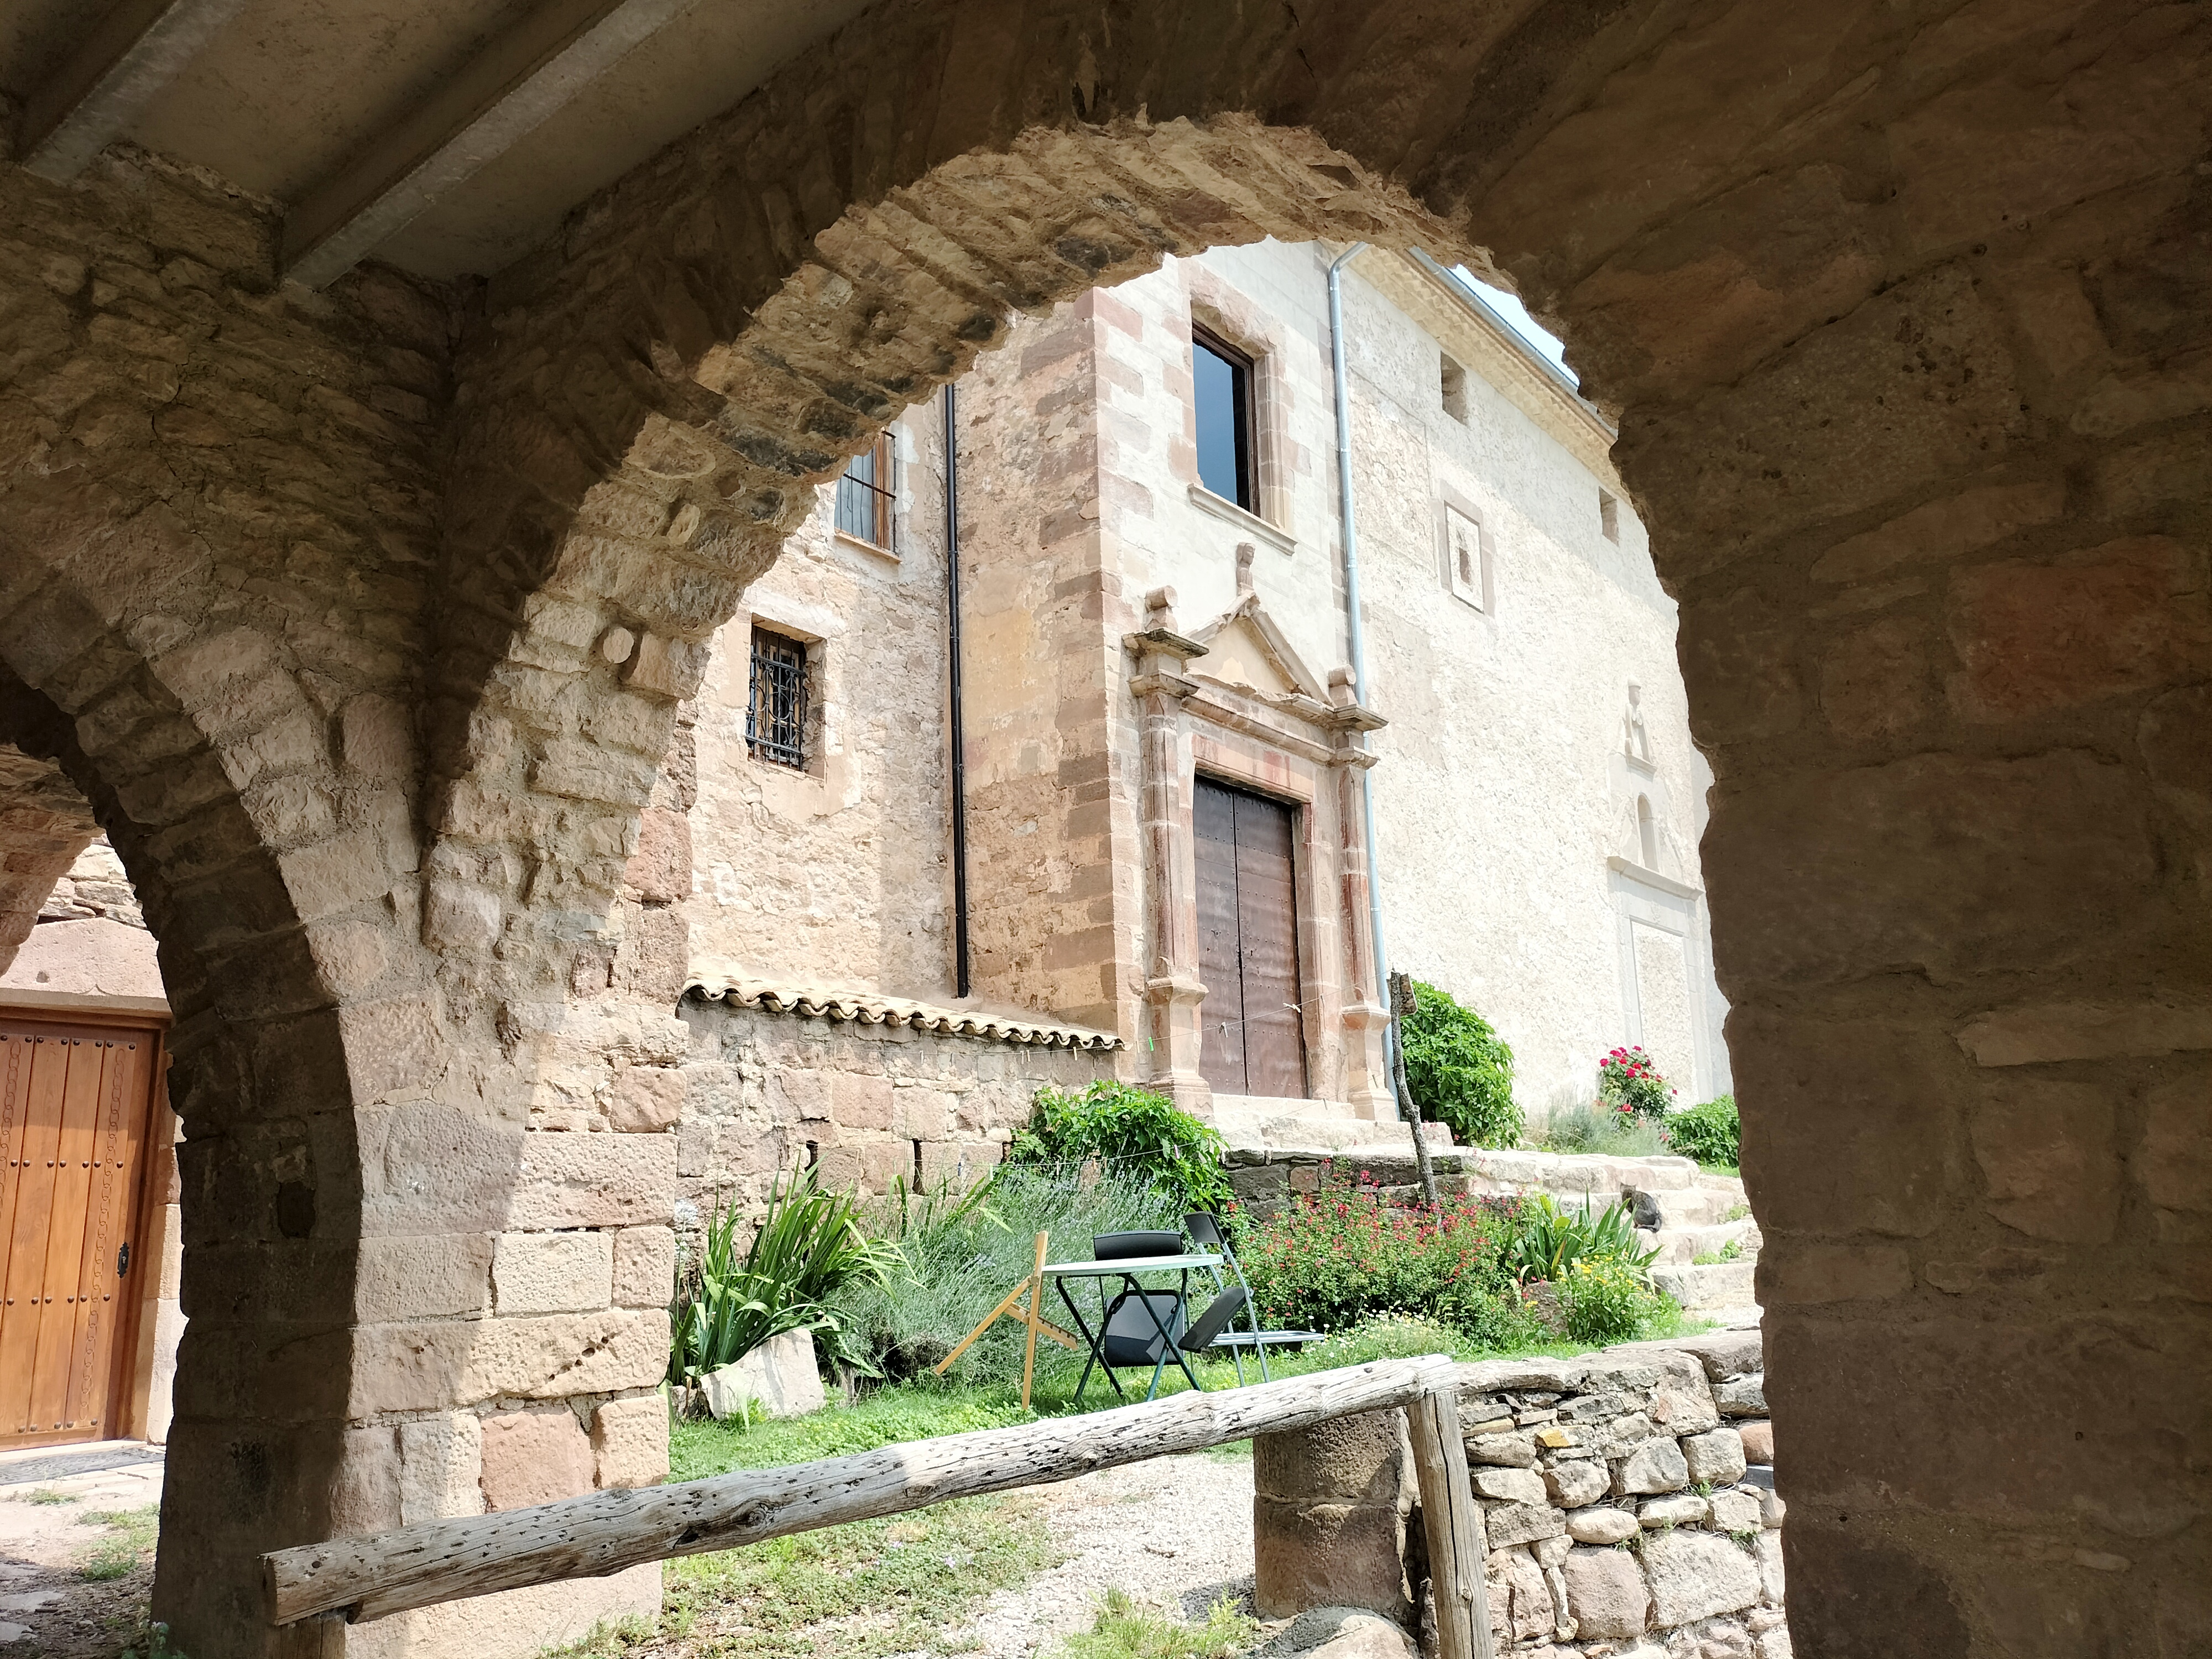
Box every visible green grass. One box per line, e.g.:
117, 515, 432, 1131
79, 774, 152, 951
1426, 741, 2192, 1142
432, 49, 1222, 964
22, 1487, 75, 1506
78, 1505, 159, 1582
1045, 1588, 1255, 1659
552, 1496, 1054, 1659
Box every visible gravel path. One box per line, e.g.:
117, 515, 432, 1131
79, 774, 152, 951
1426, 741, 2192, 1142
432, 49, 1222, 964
945, 1449, 1258, 1657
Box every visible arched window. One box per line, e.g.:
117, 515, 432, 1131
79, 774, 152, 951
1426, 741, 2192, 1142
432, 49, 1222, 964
1637, 796, 1659, 871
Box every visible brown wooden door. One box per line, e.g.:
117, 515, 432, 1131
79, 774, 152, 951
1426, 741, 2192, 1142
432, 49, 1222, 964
0, 1017, 158, 1449
1194, 778, 1307, 1098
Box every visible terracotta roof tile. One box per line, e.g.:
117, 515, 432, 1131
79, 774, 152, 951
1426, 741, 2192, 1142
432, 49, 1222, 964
683, 969, 1124, 1051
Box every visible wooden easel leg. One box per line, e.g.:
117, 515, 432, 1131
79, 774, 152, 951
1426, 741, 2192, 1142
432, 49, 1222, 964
1020, 1231, 1048, 1410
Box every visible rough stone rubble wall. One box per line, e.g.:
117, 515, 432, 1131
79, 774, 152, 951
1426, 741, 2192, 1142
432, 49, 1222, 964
673, 993, 1113, 1204
1255, 1331, 1783, 1658
0, 744, 100, 969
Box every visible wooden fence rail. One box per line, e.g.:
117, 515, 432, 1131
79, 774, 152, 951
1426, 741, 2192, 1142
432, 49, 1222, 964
262, 1355, 1491, 1659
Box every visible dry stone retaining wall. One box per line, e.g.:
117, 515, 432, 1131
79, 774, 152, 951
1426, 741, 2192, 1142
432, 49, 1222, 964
1256, 1331, 1782, 1658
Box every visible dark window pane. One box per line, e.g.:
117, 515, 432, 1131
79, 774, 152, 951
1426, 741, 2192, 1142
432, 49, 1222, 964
1192, 334, 1251, 509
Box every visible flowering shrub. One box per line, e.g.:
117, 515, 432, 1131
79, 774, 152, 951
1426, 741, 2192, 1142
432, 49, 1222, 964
1597, 1045, 1674, 1120
1556, 1256, 1662, 1344
1233, 1173, 1542, 1347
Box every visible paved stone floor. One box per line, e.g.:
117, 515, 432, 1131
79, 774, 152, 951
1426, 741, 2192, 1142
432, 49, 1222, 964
0, 1443, 163, 1655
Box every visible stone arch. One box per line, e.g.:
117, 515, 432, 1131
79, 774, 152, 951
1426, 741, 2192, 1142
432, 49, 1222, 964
408, 4, 2212, 1655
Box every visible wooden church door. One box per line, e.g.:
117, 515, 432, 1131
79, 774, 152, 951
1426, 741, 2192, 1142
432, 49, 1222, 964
0, 1015, 160, 1448
1194, 777, 1308, 1099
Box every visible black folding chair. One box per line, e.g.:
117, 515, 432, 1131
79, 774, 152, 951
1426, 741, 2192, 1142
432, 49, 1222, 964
1067, 1232, 1250, 1404
1183, 1211, 1324, 1383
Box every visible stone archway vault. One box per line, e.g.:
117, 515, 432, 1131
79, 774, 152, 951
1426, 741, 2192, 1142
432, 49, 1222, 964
0, 0, 2205, 1653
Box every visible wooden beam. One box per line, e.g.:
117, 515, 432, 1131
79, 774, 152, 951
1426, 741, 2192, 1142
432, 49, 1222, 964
281, 0, 702, 288
264, 1354, 1459, 1626
1407, 1382, 1495, 1659
18, 0, 251, 182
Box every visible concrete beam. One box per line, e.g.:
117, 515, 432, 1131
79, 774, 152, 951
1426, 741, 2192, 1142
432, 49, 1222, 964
18, 0, 252, 182
283, 0, 702, 289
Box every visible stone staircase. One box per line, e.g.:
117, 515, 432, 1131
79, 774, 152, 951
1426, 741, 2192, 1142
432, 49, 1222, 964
1210, 1094, 1454, 1154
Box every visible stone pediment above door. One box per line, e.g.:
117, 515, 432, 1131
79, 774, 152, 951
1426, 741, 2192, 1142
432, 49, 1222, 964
1189, 597, 1327, 705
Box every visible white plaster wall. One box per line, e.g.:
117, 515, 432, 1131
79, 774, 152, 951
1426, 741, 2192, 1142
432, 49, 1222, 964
1331, 257, 1730, 1112
686, 403, 958, 999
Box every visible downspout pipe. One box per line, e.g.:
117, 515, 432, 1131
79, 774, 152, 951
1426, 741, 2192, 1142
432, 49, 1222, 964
943, 383, 971, 998
1327, 244, 1391, 1030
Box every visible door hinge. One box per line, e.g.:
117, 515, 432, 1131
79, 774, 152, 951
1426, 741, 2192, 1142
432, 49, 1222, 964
117, 1241, 131, 1276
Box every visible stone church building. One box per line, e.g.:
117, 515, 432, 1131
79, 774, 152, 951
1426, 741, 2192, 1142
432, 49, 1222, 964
682, 241, 1728, 1177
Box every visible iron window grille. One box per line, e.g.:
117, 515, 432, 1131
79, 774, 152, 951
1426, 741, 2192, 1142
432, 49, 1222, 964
746, 627, 809, 769
834, 433, 895, 551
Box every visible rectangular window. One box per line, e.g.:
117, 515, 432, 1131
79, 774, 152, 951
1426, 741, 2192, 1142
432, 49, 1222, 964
835, 433, 894, 550
1599, 488, 1621, 545
745, 627, 808, 769
1440, 353, 1468, 423
1192, 327, 1255, 511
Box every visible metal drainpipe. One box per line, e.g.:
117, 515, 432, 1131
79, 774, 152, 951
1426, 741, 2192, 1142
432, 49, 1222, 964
1328, 242, 1396, 1076
943, 383, 971, 998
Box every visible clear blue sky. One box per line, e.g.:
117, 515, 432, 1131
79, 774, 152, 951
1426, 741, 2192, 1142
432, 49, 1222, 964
1453, 267, 1577, 387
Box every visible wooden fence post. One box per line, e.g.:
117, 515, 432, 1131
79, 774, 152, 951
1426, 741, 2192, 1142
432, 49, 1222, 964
1406, 1381, 1494, 1659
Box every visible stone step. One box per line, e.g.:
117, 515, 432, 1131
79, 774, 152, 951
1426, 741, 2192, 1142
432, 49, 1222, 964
1644, 1219, 1761, 1267
1651, 1259, 1760, 1311
1212, 1094, 1455, 1153
1628, 1184, 1743, 1230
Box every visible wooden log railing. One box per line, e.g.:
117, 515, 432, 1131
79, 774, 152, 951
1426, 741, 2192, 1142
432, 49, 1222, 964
262, 1357, 1492, 1656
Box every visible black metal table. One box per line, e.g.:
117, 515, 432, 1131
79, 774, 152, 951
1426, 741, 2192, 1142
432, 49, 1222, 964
1044, 1251, 1223, 1404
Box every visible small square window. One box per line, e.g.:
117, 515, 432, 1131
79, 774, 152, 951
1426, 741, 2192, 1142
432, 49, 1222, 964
1599, 488, 1621, 545
1440, 353, 1468, 424
1192, 326, 1256, 512
746, 626, 810, 769
1443, 504, 1489, 612
835, 433, 895, 551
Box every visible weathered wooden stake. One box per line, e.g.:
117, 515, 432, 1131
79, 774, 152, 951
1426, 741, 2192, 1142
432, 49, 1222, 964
1406, 1381, 1494, 1659
1390, 971, 1442, 1208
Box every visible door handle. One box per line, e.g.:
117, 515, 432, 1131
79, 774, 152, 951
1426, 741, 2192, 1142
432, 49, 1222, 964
117, 1241, 131, 1276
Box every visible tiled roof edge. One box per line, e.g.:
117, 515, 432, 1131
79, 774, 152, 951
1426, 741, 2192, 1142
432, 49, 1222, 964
682, 972, 1125, 1052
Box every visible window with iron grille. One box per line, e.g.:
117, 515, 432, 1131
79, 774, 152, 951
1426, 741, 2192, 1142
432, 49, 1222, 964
834, 432, 895, 550
746, 626, 809, 769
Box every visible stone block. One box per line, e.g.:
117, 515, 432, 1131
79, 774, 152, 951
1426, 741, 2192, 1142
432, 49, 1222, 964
829, 1070, 894, 1131
1757, 1532, 1785, 1601
624, 807, 690, 902
512, 1131, 679, 1228
593, 1394, 671, 1489
1614, 1438, 1690, 1495
610, 1065, 686, 1133
1545, 1460, 1609, 1509
1254, 1497, 1407, 1621
1563, 1545, 1650, 1640
479, 1409, 596, 1511
1472, 1467, 1548, 1506
447, 1308, 669, 1405
698, 1327, 825, 1420
399, 1412, 484, 1524
1566, 1506, 1640, 1546
1640, 1494, 1710, 1528
355, 1233, 494, 1322
1466, 1430, 1537, 1467
1256, 1411, 1404, 1504
1708, 1488, 1764, 1533
1714, 1375, 1766, 1417
1970, 1079, 2121, 1244
1738, 1420, 1773, 1465
1488, 1546, 1554, 1643
1683, 1428, 1747, 1486
494, 1230, 614, 1314
613, 1225, 678, 1307
1640, 1531, 1765, 1626
1483, 1500, 1566, 1548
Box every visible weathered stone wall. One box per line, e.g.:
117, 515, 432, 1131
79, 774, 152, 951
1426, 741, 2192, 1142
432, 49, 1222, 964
0, 744, 98, 972
1256, 1331, 1783, 1656
686, 400, 961, 998
674, 989, 1116, 1203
